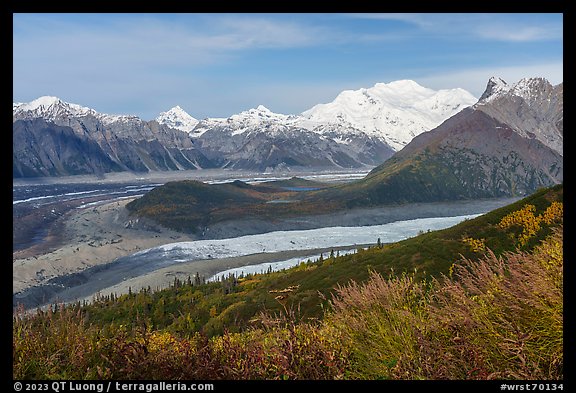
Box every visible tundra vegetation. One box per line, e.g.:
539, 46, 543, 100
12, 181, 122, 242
13, 185, 563, 380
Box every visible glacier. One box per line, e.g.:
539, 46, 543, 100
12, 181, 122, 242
130, 214, 481, 269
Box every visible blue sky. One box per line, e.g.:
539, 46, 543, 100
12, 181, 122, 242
13, 13, 563, 120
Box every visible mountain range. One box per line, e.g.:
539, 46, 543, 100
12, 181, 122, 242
13, 80, 476, 177
125, 76, 563, 236
185, 80, 476, 170
13, 97, 212, 177
13, 76, 563, 202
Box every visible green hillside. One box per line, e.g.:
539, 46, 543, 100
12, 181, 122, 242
126, 177, 337, 234
127, 140, 562, 234
308, 150, 491, 208
87, 184, 564, 335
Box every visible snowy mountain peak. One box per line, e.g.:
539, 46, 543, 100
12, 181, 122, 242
191, 105, 297, 137
376, 79, 429, 91
474, 76, 562, 155
509, 77, 552, 101
231, 105, 294, 123
478, 77, 554, 105
239, 105, 286, 118
13, 96, 95, 119
13, 96, 139, 126
156, 106, 199, 133
301, 80, 477, 150
256, 104, 271, 112
26, 96, 62, 109
478, 77, 510, 102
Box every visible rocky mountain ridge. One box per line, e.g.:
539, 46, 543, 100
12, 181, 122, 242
13, 98, 213, 177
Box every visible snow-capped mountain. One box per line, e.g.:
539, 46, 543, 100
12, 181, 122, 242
156, 106, 199, 133
13, 96, 139, 125
13, 97, 214, 177
183, 80, 476, 170
192, 105, 299, 137
475, 77, 563, 155
477, 76, 509, 102
13, 96, 95, 118
190, 109, 387, 171
188, 80, 477, 154
299, 80, 477, 151
190, 104, 395, 171
227, 105, 300, 134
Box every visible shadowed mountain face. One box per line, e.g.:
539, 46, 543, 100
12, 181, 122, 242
194, 123, 395, 171
13, 119, 122, 177
12, 99, 216, 177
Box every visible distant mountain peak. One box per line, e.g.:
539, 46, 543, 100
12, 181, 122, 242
509, 77, 553, 101
375, 79, 428, 91
473, 76, 562, 155
27, 95, 62, 108
478, 77, 510, 102
489, 76, 508, 85
13, 96, 139, 125
256, 104, 271, 112
13, 96, 95, 119
301, 80, 477, 150
156, 106, 199, 133
229, 105, 295, 125
478, 76, 555, 105
239, 105, 284, 118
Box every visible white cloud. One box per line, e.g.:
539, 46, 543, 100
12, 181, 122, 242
348, 13, 563, 42
475, 25, 562, 42
212, 16, 329, 49
13, 14, 328, 64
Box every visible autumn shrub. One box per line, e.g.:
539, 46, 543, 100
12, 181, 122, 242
205, 299, 350, 380
422, 226, 563, 379
498, 202, 563, 247
461, 236, 486, 253
327, 271, 431, 379
13, 305, 109, 379
327, 226, 563, 380
97, 329, 218, 379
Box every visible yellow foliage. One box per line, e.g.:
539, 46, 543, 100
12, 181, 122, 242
461, 236, 486, 253
541, 201, 563, 225
532, 228, 563, 289
498, 202, 563, 247
147, 331, 180, 353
